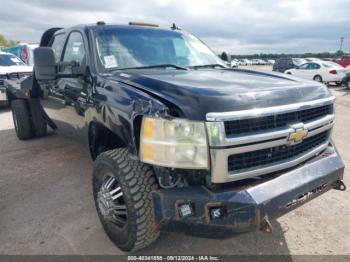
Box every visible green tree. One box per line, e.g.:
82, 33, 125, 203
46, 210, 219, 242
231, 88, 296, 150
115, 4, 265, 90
220, 52, 228, 61
0, 34, 18, 48
335, 50, 344, 58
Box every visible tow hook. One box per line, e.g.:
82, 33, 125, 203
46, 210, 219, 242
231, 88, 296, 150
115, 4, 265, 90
333, 180, 346, 191
260, 216, 273, 234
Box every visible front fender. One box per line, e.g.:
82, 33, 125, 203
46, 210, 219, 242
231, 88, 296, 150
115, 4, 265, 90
85, 80, 170, 157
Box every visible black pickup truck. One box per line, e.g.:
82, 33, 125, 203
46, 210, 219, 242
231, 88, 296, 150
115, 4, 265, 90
10, 22, 346, 252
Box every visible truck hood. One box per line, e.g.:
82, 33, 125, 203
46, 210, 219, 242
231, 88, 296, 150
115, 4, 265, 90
113, 69, 332, 121
0, 65, 33, 74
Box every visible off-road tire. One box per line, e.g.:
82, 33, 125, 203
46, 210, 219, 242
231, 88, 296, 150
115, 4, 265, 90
27, 99, 47, 137
93, 148, 160, 252
11, 99, 34, 140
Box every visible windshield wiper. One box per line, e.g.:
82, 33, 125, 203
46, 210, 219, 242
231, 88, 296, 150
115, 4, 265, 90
189, 64, 227, 69
116, 64, 187, 71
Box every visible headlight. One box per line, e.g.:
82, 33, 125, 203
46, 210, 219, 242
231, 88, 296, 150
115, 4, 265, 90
140, 117, 209, 169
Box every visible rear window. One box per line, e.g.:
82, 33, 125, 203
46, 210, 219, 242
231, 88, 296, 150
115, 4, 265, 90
278, 59, 287, 65
292, 58, 306, 66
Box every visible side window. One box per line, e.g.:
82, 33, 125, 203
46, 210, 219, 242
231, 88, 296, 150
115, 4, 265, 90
62, 32, 86, 64
307, 63, 320, 70
50, 34, 66, 62
313, 63, 320, 69
299, 63, 309, 69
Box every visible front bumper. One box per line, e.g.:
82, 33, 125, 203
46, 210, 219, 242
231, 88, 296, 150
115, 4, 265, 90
152, 143, 345, 234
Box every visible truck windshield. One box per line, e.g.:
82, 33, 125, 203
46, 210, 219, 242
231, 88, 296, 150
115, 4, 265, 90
0, 54, 25, 66
94, 27, 224, 70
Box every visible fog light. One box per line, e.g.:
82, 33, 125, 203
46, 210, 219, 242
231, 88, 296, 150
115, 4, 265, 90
178, 203, 194, 217
209, 207, 225, 220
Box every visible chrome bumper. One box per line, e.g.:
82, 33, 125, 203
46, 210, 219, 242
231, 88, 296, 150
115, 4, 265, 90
206, 96, 335, 183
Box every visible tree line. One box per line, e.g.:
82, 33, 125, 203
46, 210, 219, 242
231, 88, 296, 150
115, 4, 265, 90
0, 34, 18, 48
220, 50, 349, 61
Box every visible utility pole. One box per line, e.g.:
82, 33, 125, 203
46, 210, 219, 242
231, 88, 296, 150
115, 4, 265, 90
340, 37, 344, 51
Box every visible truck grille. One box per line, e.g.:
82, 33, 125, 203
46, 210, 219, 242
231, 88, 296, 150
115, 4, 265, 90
206, 97, 335, 183
228, 131, 329, 172
225, 104, 332, 136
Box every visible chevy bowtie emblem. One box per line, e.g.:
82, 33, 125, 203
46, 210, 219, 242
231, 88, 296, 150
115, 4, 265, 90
288, 125, 308, 143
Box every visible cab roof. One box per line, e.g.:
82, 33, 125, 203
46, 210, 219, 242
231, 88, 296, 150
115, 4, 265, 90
54, 22, 181, 35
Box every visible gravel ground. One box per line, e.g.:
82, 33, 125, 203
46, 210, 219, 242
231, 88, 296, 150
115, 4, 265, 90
0, 82, 349, 255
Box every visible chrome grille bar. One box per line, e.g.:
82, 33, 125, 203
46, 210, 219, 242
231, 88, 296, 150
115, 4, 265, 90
206, 97, 335, 183
206, 96, 335, 121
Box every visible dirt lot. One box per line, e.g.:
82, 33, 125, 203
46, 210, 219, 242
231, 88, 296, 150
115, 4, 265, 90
0, 83, 349, 255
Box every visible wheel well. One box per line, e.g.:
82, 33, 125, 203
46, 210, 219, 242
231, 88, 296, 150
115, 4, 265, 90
314, 75, 322, 80
133, 115, 143, 153
88, 122, 127, 160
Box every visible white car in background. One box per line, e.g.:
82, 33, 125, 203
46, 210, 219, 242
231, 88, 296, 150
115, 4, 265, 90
0, 52, 33, 106
251, 59, 260, 65
230, 59, 239, 68
285, 61, 348, 84
239, 59, 252, 65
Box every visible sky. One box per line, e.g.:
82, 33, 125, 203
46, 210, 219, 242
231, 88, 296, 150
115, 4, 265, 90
0, 0, 349, 54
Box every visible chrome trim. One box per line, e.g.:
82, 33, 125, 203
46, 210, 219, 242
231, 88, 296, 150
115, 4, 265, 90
210, 142, 329, 183
206, 114, 334, 147
206, 96, 335, 121
207, 97, 335, 183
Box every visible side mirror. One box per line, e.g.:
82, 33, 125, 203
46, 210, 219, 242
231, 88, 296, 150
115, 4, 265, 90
34, 47, 57, 80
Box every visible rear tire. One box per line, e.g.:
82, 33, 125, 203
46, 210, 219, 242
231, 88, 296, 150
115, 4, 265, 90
27, 99, 47, 137
313, 75, 323, 82
11, 99, 34, 140
93, 148, 160, 252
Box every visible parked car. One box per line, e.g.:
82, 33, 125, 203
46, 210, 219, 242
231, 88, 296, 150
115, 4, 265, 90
273, 57, 307, 73
1, 43, 39, 66
0, 52, 32, 106
230, 59, 239, 68
285, 61, 348, 84
9, 22, 345, 252
334, 55, 350, 68
239, 59, 252, 65
255, 59, 267, 65
267, 59, 275, 65
251, 59, 260, 65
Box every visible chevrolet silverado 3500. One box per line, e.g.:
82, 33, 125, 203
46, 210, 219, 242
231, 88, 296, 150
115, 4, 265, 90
9, 22, 346, 252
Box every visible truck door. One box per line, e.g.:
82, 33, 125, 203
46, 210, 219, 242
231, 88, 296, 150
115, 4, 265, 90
41, 31, 90, 143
